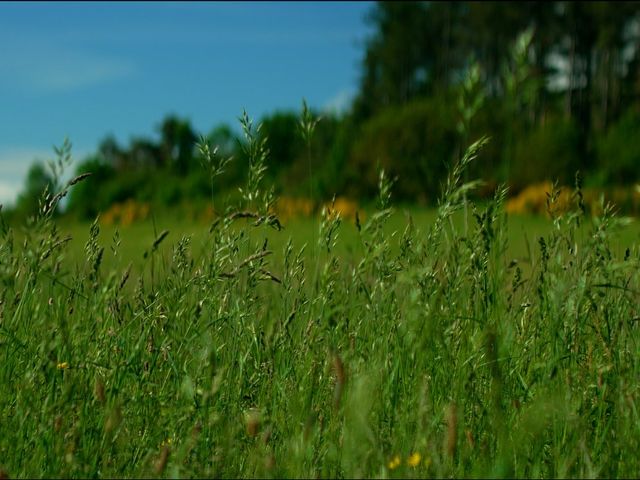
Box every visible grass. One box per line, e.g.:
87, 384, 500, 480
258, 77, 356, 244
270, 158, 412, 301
53, 206, 640, 271
1, 125, 640, 479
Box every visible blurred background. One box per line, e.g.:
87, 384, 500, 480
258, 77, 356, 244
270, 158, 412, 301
3, 1, 640, 223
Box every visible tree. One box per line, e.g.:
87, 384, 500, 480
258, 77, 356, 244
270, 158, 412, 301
128, 138, 161, 170
14, 162, 56, 219
98, 135, 126, 170
158, 115, 197, 174
207, 124, 237, 159
353, 1, 432, 119
349, 97, 458, 202
66, 155, 116, 219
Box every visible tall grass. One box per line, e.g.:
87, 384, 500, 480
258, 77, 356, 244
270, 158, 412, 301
0, 109, 639, 479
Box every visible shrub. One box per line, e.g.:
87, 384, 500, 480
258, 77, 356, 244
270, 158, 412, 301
100, 199, 150, 226
347, 97, 458, 203
510, 116, 582, 191
595, 109, 640, 185
13, 162, 56, 219
66, 156, 116, 219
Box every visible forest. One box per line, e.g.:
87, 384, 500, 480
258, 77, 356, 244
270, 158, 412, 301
10, 1, 640, 220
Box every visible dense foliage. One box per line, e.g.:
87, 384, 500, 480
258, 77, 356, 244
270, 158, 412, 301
7, 1, 640, 221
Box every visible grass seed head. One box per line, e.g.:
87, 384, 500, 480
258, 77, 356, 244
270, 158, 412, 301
104, 406, 122, 434
444, 403, 458, 459
54, 415, 63, 433
465, 429, 475, 449
264, 454, 276, 471
245, 409, 261, 437
154, 446, 170, 475
94, 379, 106, 405
332, 352, 346, 410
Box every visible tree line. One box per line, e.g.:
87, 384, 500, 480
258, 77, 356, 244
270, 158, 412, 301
11, 1, 640, 220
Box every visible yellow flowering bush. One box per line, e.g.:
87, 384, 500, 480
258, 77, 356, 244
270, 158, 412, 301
505, 181, 572, 216
273, 196, 315, 222
321, 196, 361, 222
506, 182, 640, 217
272, 196, 363, 222
101, 200, 150, 226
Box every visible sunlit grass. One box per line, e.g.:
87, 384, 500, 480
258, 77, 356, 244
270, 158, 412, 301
1, 119, 640, 478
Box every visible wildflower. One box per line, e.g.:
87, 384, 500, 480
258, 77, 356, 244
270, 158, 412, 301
57, 362, 69, 370
388, 455, 401, 470
407, 452, 421, 467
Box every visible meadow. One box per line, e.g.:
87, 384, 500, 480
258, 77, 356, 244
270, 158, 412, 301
1, 134, 640, 479
55, 205, 640, 274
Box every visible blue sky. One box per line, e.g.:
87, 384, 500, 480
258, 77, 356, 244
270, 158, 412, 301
0, 1, 374, 205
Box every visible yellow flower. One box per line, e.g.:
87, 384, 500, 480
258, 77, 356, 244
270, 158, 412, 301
407, 452, 421, 467
57, 362, 69, 370
388, 454, 401, 470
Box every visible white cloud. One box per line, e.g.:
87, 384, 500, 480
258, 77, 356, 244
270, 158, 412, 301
0, 181, 21, 207
0, 147, 50, 206
0, 147, 52, 174
322, 88, 355, 116
33, 56, 135, 93
0, 41, 135, 93
0, 146, 91, 206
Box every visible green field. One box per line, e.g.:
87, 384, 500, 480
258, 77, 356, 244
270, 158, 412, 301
52, 205, 640, 277
2, 169, 640, 478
